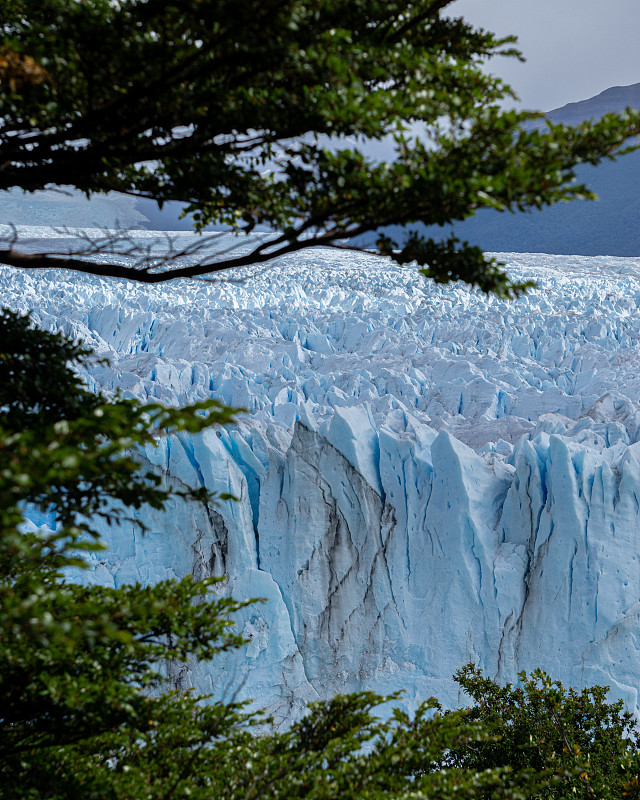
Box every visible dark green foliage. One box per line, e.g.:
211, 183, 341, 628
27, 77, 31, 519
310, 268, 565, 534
390, 148, 640, 257
0, 310, 251, 798
0, 306, 239, 581
202, 693, 540, 800
420, 84, 640, 256
377, 232, 535, 296
3, 6, 640, 791
444, 664, 640, 799
1, 1, 639, 289
0, 309, 101, 427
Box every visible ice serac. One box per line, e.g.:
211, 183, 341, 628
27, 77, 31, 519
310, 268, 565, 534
4, 235, 640, 720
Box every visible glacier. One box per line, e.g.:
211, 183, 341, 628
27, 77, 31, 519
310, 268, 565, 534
3, 227, 640, 723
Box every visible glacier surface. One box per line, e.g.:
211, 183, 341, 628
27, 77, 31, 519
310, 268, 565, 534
3, 227, 640, 722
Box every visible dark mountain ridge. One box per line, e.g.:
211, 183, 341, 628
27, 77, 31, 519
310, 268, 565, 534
376, 82, 640, 257
544, 83, 640, 126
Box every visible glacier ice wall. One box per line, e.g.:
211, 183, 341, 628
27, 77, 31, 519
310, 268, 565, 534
4, 232, 640, 722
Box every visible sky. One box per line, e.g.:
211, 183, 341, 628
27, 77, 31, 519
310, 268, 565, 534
450, 0, 640, 111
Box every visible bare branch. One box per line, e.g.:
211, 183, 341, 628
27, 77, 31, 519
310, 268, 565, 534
0, 223, 380, 284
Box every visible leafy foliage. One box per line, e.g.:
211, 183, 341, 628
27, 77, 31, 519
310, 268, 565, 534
3, 6, 640, 793
197, 693, 541, 800
1, 1, 639, 290
0, 310, 251, 798
0, 309, 238, 568
443, 664, 640, 799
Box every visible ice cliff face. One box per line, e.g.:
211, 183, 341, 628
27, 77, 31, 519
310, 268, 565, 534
4, 228, 640, 723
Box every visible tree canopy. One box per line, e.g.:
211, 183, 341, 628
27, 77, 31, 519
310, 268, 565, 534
445, 665, 640, 800
1, 0, 638, 293
3, 5, 640, 796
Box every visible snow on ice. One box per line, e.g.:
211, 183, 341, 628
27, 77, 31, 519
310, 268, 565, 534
4, 226, 640, 723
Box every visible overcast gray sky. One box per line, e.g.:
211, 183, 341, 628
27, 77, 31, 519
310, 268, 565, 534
450, 0, 639, 111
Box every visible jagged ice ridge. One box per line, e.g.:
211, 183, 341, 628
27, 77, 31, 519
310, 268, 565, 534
4, 227, 640, 723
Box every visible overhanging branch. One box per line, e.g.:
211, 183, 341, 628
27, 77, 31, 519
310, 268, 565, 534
0, 227, 376, 283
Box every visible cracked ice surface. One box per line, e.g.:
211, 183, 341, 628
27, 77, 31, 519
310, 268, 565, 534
4, 229, 640, 722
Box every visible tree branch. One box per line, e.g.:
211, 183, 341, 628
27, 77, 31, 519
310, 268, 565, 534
0, 225, 377, 283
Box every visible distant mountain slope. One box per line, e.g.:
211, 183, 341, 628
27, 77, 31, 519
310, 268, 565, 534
543, 83, 640, 126
375, 83, 640, 257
